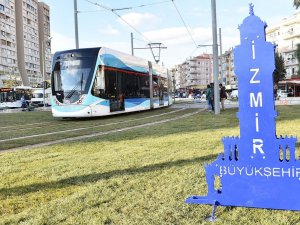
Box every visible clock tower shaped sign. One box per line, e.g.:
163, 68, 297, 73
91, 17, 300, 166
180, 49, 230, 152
186, 4, 299, 212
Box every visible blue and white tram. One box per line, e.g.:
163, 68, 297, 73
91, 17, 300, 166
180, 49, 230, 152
50, 47, 173, 117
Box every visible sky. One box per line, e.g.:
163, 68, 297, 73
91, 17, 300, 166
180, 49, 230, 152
42, 0, 299, 68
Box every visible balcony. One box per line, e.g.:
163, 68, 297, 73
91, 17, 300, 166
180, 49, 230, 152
285, 59, 298, 67
283, 29, 300, 40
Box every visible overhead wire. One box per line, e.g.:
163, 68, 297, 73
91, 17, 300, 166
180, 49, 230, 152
77, 9, 106, 13
185, 47, 199, 60
171, 0, 198, 48
83, 0, 199, 64
84, 0, 151, 42
133, 36, 147, 43
111, 0, 172, 11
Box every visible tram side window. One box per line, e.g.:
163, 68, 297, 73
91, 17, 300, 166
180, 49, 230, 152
123, 73, 138, 98
105, 70, 118, 98
122, 73, 149, 98
92, 66, 106, 99
139, 76, 150, 98
2, 91, 16, 102
153, 77, 158, 98
161, 78, 168, 98
93, 69, 150, 99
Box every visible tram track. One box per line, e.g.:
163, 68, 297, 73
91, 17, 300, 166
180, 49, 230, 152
0, 108, 199, 151
0, 108, 186, 142
1, 121, 70, 133
1, 121, 53, 130
2, 109, 202, 152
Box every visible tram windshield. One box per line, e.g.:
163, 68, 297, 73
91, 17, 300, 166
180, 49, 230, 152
52, 57, 96, 104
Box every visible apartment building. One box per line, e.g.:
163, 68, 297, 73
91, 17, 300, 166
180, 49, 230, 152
0, 0, 51, 87
221, 48, 238, 91
172, 54, 213, 94
38, 1, 51, 81
186, 54, 213, 89
266, 11, 300, 79
173, 64, 186, 91
0, 0, 19, 86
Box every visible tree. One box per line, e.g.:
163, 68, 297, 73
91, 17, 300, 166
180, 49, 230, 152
273, 52, 286, 84
3, 79, 18, 88
294, 0, 300, 9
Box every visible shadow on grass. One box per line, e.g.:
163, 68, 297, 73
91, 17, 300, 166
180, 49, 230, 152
0, 154, 216, 197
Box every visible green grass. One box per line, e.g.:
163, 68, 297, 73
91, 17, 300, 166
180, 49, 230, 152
0, 105, 299, 224
0, 108, 194, 150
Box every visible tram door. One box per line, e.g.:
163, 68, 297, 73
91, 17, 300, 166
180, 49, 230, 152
159, 78, 164, 106
105, 70, 124, 112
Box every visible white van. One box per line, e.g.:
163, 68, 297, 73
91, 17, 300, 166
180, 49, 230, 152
231, 90, 238, 99
31, 88, 51, 106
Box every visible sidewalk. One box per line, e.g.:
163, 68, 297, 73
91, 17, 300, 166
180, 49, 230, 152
0, 107, 51, 114
171, 97, 300, 109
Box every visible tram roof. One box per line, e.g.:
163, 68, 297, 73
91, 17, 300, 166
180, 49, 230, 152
99, 47, 167, 77
52, 47, 167, 77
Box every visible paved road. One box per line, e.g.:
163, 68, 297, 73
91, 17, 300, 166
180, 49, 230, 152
1, 97, 299, 113
0, 106, 51, 113
171, 97, 300, 109
171, 99, 238, 109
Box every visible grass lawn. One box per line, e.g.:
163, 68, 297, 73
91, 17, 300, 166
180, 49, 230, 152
0, 105, 299, 224
0, 108, 192, 150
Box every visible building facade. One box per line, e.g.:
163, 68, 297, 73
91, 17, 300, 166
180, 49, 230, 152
266, 11, 300, 79
186, 54, 213, 89
221, 48, 238, 91
38, 1, 51, 81
0, 0, 51, 87
173, 54, 213, 92
173, 64, 186, 91
0, 0, 19, 87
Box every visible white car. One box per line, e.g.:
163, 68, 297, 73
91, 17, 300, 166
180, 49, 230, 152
277, 90, 288, 99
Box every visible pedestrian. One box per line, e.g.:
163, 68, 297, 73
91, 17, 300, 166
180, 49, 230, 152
21, 95, 26, 111
210, 83, 214, 111
219, 83, 227, 111
206, 84, 212, 111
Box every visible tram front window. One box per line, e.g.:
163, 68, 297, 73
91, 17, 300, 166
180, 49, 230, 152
52, 58, 95, 104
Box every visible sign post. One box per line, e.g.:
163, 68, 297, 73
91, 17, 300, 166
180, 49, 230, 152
186, 4, 299, 218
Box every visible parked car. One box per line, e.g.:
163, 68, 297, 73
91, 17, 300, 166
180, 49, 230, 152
231, 90, 238, 99
277, 89, 288, 99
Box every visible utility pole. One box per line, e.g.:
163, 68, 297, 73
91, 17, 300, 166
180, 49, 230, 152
42, 40, 45, 110
219, 27, 223, 85
42, 37, 52, 110
131, 32, 134, 56
74, 0, 79, 49
211, 0, 220, 115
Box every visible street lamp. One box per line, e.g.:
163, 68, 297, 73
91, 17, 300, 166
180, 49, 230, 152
42, 37, 52, 110
211, 0, 220, 114
172, 69, 177, 103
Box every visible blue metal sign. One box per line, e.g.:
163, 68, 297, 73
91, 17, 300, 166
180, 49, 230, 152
186, 4, 299, 212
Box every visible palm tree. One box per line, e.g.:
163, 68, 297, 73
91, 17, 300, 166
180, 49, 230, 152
294, 0, 300, 9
